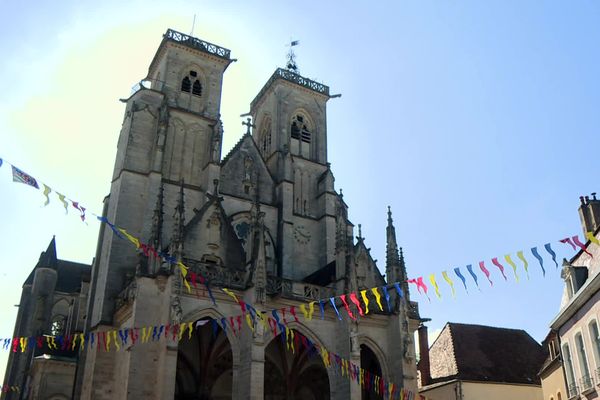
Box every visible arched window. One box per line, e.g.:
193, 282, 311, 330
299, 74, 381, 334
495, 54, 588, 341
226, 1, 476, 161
562, 343, 576, 396
260, 121, 272, 156
576, 332, 592, 390
290, 113, 312, 158
192, 80, 202, 96
181, 76, 191, 92
50, 315, 67, 336
180, 70, 202, 97
589, 320, 600, 368
557, 392, 562, 400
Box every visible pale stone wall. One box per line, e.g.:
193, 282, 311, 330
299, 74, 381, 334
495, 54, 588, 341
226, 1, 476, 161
28, 359, 76, 400
421, 381, 542, 400
540, 364, 567, 400
429, 325, 458, 380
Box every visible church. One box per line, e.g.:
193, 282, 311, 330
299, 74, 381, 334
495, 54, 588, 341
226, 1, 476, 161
3, 29, 421, 399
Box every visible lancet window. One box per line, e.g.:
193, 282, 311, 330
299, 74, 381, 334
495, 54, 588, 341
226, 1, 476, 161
181, 70, 202, 97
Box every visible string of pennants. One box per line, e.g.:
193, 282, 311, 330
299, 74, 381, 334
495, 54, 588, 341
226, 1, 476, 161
0, 318, 417, 400
409, 233, 598, 301
0, 158, 418, 398
0, 157, 592, 398
1, 157, 594, 306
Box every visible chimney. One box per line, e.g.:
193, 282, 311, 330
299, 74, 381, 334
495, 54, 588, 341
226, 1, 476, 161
418, 323, 432, 387
579, 193, 600, 236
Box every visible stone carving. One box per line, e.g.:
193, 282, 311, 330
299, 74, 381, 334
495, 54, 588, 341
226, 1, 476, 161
211, 120, 223, 162
171, 296, 183, 325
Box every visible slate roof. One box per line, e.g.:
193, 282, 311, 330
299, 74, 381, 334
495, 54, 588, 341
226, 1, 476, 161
430, 322, 546, 385
24, 238, 91, 293
303, 261, 336, 286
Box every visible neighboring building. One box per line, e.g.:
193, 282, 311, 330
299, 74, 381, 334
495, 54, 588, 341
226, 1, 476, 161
2, 237, 91, 399
548, 194, 600, 399
418, 322, 545, 400
1, 29, 423, 399
538, 330, 567, 400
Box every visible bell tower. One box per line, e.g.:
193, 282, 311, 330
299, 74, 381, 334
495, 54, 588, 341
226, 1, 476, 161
249, 68, 338, 280
88, 29, 233, 327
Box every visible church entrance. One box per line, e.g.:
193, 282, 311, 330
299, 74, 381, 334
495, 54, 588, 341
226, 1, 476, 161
360, 344, 382, 400
264, 330, 330, 400
175, 318, 233, 400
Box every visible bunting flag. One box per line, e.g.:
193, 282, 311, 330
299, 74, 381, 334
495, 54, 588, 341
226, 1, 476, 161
349, 293, 365, 316
429, 274, 441, 299
517, 250, 530, 279
117, 228, 140, 249
11, 165, 39, 189
453, 267, 468, 292
491, 257, 508, 281
586, 231, 600, 246
381, 286, 392, 312
531, 247, 545, 276
71, 201, 87, 222
478, 261, 493, 286
393, 283, 404, 300
573, 235, 593, 258
371, 288, 384, 311
319, 300, 326, 320
544, 243, 558, 268
42, 184, 51, 206
340, 295, 356, 320
441, 271, 455, 298
56, 192, 69, 213
0, 158, 3, 168
465, 264, 479, 289
560, 237, 577, 251
329, 298, 342, 320
504, 254, 519, 282
360, 290, 370, 314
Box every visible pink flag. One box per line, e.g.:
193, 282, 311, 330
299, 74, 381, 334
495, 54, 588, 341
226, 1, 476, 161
491, 257, 508, 280
479, 261, 493, 286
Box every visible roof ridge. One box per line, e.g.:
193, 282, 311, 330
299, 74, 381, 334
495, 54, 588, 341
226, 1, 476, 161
220, 132, 251, 166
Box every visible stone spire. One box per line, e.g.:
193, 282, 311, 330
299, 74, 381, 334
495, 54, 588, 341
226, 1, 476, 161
386, 206, 400, 282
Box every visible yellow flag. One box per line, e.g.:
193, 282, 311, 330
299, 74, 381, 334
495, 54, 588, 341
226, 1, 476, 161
177, 262, 192, 293
504, 254, 519, 282
142, 327, 152, 343
56, 192, 69, 213
360, 290, 370, 314
289, 329, 295, 353
441, 271, 455, 298
517, 251, 530, 279
19, 337, 27, 352
79, 333, 86, 350
308, 301, 315, 320
371, 288, 383, 311
117, 228, 140, 248
42, 184, 51, 206
113, 331, 120, 351
300, 304, 309, 319
586, 231, 600, 246
245, 313, 254, 332
188, 322, 194, 339
222, 288, 239, 303
178, 324, 186, 341
429, 274, 441, 299
106, 331, 112, 351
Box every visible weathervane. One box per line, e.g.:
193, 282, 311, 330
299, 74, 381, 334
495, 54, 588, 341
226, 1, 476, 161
286, 39, 300, 73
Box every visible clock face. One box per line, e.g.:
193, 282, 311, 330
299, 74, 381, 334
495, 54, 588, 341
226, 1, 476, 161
293, 225, 311, 244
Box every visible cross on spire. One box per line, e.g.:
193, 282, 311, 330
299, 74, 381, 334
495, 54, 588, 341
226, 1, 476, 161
242, 117, 256, 135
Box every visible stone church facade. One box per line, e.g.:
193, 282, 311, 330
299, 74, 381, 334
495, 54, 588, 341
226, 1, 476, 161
6, 29, 422, 399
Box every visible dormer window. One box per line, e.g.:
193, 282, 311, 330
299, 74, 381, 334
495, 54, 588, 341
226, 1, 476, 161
181, 70, 202, 97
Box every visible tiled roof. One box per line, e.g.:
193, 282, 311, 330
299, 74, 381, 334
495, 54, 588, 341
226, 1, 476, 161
430, 323, 546, 385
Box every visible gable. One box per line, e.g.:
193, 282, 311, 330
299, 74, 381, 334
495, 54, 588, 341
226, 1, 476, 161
220, 135, 274, 204
183, 199, 246, 271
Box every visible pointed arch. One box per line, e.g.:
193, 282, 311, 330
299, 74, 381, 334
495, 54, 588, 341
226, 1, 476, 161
175, 316, 233, 400
290, 109, 314, 159
264, 321, 331, 400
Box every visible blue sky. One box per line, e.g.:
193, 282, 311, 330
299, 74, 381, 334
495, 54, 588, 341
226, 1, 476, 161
1, 0, 599, 377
